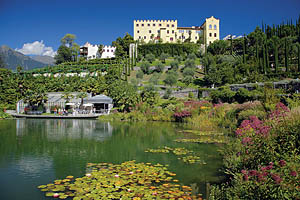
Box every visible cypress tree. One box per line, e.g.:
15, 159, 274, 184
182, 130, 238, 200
266, 43, 269, 73
298, 43, 300, 72
230, 35, 233, 55
274, 43, 279, 73
262, 42, 266, 74
243, 35, 246, 63
285, 38, 289, 73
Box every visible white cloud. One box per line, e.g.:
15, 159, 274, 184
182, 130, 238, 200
16, 40, 57, 57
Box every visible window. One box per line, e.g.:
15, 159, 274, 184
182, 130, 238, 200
107, 49, 109, 52
149, 30, 151, 33
172, 30, 174, 34
170, 37, 173, 41
167, 24, 169, 27
167, 30, 169, 34
183, 36, 185, 39
142, 24, 144, 27
136, 24, 139, 27
148, 24, 150, 26
209, 33, 212, 37
209, 24, 212, 29
144, 36, 146, 39
179, 30, 184, 33
179, 36, 181, 39
137, 30, 139, 33
159, 24, 162, 26
214, 33, 217, 37
139, 36, 141, 39
209, 41, 212, 44
186, 30, 189, 33
153, 24, 156, 26
172, 24, 174, 27
157, 30, 160, 33
111, 50, 113, 52
214, 25, 217, 30
195, 37, 197, 39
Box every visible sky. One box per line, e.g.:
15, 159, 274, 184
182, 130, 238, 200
0, 0, 299, 57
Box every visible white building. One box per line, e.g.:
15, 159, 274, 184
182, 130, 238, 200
80, 42, 116, 60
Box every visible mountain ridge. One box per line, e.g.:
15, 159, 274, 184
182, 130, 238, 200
0, 45, 54, 71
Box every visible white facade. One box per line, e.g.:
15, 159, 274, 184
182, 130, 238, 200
80, 42, 116, 60
101, 45, 116, 58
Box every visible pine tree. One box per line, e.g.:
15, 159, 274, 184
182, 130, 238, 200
298, 43, 300, 72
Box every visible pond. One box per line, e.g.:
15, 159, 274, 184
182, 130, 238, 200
0, 119, 224, 199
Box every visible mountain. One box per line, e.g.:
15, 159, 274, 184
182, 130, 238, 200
30, 55, 55, 65
0, 45, 51, 71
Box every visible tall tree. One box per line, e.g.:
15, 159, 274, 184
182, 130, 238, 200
54, 45, 72, 64
112, 33, 134, 57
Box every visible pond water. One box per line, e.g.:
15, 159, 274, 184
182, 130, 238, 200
0, 119, 224, 200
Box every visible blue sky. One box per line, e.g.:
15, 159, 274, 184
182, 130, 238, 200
0, 0, 299, 56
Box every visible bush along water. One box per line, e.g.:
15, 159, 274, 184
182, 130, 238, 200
209, 102, 300, 200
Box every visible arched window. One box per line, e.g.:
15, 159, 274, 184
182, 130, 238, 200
214, 25, 217, 30
209, 24, 212, 29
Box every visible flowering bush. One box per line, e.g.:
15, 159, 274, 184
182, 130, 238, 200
210, 103, 300, 199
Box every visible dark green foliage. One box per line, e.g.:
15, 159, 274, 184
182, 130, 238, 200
136, 70, 144, 79
170, 60, 179, 71
159, 53, 169, 63
145, 53, 155, 63
149, 73, 160, 85
112, 33, 134, 57
164, 70, 178, 86
163, 88, 172, 99
55, 45, 72, 64
138, 43, 199, 58
207, 40, 229, 55
154, 61, 164, 73
184, 59, 196, 69
140, 61, 151, 74
0, 54, 6, 68
182, 75, 194, 85
182, 67, 195, 77
210, 86, 236, 103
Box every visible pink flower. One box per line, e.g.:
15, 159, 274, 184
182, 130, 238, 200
248, 170, 257, 176
53, 193, 60, 198
114, 174, 119, 178
271, 174, 282, 184
241, 170, 247, 174
243, 174, 249, 181
86, 173, 91, 177
279, 160, 286, 167
290, 171, 297, 177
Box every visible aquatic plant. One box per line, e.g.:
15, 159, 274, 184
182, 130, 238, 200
38, 161, 203, 199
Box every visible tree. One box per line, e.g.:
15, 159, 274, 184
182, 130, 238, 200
112, 33, 134, 57
154, 61, 164, 73
164, 70, 178, 86
140, 61, 151, 74
145, 53, 155, 63
207, 40, 229, 55
98, 44, 104, 58
61, 34, 76, 47
149, 73, 160, 85
182, 67, 195, 77
170, 60, 179, 71
136, 70, 144, 80
159, 53, 169, 63
0, 54, 5, 68
76, 92, 87, 107
55, 45, 72, 64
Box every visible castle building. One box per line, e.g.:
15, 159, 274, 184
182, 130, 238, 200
80, 42, 116, 60
133, 16, 219, 46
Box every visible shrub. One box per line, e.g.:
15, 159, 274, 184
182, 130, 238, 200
182, 67, 195, 77
140, 61, 151, 74
154, 61, 164, 73
145, 53, 155, 63
184, 59, 196, 69
163, 70, 178, 86
159, 53, 169, 63
170, 60, 179, 71
149, 73, 160, 85
136, 70, 144, 80
163, 88, 172, 99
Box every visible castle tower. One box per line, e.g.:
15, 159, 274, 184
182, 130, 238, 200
203, 16, 220, 46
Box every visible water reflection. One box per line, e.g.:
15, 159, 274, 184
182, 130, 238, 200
16, 119, 113, 141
